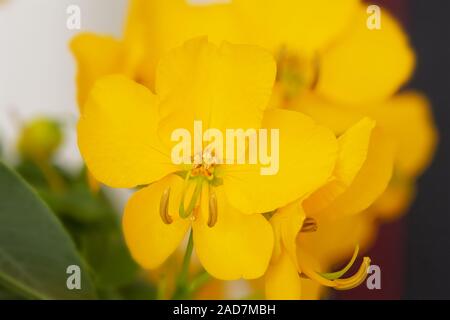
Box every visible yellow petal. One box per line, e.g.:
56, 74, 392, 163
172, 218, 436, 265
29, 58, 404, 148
265, 250, 302, 300
156, 37, 276, 145
223, 109, 338, 214
366, 92, 438, 177
310, 124, 394, 218
291, 91, 437, 178
300, 279, 323, 300
301, 179, 346, 216
233, 0, 359, 56
123, 174, 190, 269
371, 176, 415, 221
289, 91, 362, 135
193, 187, 273, 280
304, 118, 379, 215
126, 0, 244, 89
317, 6, 415, 104
334, 118, 376, 185
270, 202, 305, 267
127, 0, 359, 61
121, 0, 148, 82
77, 75, 176, 188
70, 33, 124, 110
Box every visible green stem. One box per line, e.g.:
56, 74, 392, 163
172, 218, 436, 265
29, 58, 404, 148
35, 160, 65, 193
172, 230, 194, 299
188, 272, 210, 294
179, 230, 194, 285
156, 273, 168, 300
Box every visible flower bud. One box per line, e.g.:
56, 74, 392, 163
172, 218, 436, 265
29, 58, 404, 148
18, 118, 62, 161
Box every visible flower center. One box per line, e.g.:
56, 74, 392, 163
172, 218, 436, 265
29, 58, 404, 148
276, 46, 319, 101
190, 150, 218, 180
160, 150, 221, 228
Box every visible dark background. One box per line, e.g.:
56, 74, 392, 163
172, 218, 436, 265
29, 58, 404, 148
335, 0, 450, 300
406, 0, 450, 299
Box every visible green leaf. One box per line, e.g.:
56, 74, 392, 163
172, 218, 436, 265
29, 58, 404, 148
80, 229, 138, 288
0, 161, 97, 299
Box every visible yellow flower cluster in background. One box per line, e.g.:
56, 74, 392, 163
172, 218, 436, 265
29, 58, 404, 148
71, 0, 437, 300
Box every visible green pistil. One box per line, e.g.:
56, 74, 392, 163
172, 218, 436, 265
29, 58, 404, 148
179, 178, 203, 219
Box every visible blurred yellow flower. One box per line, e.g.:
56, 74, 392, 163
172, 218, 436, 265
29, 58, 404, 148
70, 30, 145, 110
294, 91, 437, 221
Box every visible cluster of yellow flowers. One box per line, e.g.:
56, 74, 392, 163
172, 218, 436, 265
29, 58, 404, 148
71, 0, 437, 299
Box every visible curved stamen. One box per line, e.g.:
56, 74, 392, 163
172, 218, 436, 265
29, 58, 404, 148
334, 257, 371, 290
298, 245, 371, 290
208, 188, 218, 228
298, 262, 337, 288
159, 187, 172, 224
320, 245, 359, 280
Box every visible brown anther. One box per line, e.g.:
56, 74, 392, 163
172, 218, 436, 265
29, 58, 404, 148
301, 217, 318, 233
208, 189, 218, 228
159, 188, 173, 224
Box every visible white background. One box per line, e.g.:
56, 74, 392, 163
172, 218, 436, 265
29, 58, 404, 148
0, 0, 127, 167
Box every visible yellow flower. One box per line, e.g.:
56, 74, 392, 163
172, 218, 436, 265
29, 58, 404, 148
70, 0, 242, 106
70, 1, 148, 110
71, 0, 368, 99
117, 1, 437, 223
303, 118, 394, 219
126, 0, 359, 62
264, 118, 394, 299
71, 0, 438, 297
71, 34, 127, 111
277, 5, 437, 221
124, 1, 413, 101
265, 202, 372, 300
74, 1, 435, 178
294, 91, 438, 220
70, 31, 147, 191
77, 37, 339, 280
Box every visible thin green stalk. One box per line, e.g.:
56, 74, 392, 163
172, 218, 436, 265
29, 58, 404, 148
172, 230, 194, 299
179, 230, 194, 285
157, 273, 168, 300
188, 272, 210, 294
179, 179, 202, 218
